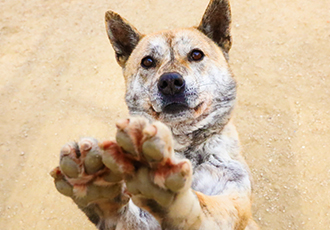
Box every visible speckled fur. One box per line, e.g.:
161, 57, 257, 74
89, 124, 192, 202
86, 0, 258, 229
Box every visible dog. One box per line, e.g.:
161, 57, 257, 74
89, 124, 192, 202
50, 0, 259, 229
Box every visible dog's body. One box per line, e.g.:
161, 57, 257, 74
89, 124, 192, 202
51, 0, 258, 229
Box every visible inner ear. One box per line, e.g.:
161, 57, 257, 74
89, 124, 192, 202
105, 11, 143, 67
197, 0, 232, 54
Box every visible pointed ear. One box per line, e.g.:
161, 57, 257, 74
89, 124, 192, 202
105, 11, 143, 67
197, 0, 232, 54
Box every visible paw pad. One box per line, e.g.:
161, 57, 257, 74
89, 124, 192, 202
60, 156, 80, 178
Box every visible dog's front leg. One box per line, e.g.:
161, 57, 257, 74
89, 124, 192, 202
50, 137, 160, 230
160, 157, 255, 230
97, 116, 201, 229
188, 145, 259, 229
100, 116, 254, 230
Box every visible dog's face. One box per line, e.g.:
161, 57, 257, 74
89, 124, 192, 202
106, 0, 235, 133
123, 29, 235, 125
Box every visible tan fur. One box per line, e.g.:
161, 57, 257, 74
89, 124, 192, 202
195, 191, 252, 229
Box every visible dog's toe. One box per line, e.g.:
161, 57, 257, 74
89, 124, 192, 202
142, 121, 174, 164
115, 117, 149, 158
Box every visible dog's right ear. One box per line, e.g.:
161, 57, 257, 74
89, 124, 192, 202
105, 11, 143, 67
197, 0, 232, 55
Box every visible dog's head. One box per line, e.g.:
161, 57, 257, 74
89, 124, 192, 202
105, 0, 236, 137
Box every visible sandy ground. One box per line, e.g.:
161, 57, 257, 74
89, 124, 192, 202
0, 0, 329, 229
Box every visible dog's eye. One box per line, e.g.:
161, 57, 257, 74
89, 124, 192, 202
190, 49, 204, 61
141, 56, 155, 68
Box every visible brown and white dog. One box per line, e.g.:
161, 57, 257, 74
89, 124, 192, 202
51, 0, 259, 229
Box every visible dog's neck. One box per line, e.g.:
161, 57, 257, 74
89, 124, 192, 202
169, 109, 234, 153
128, 105, 236, 158
128, 108, 238, 168
171, 118, 239, 169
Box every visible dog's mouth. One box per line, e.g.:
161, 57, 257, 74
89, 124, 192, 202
151, 101, 204, 116
163, 103, 189, 114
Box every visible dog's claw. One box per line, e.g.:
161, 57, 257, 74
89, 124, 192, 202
60, 144, 73, 156
115, 118, 130, 130
81, 140, 92, 151
143, 124, 157, 138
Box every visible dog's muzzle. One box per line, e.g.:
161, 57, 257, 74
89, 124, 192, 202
157, 72, 189, 114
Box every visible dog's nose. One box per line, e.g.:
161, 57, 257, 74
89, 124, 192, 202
158, 72, 185, 95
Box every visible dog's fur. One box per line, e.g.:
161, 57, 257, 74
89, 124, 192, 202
51, 0, 258, 229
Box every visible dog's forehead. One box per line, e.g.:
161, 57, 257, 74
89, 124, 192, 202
141, 29, 211, 54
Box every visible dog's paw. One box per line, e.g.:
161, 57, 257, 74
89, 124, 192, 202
50, 138, 129, 217
102, 117, 193, 217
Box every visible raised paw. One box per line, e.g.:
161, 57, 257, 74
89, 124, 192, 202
101, 117, 193, 218
50, 138, 129, 222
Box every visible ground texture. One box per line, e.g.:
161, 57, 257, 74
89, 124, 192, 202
0, 0, 329, 229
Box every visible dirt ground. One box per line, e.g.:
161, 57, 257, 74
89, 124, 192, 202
0, 0, 329, 229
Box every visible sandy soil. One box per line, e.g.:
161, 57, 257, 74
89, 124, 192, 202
0, 0, 329, 229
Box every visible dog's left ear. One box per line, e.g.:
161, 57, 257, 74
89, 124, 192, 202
197, 0, 232, 54
105, 11, 143, 67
